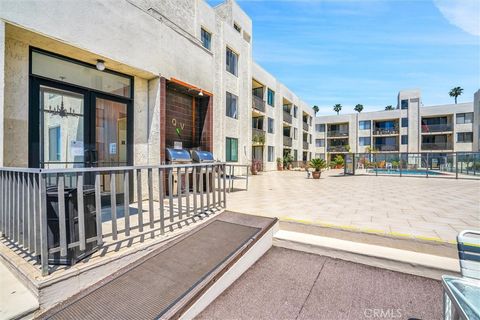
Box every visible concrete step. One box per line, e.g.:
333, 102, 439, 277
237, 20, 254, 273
274, 230, 460, 280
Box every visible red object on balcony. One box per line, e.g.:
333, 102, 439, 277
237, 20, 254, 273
422, 124, 429, 133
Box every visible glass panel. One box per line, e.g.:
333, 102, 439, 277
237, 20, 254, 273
32, 51, 131, 98
41, 86, 85, 169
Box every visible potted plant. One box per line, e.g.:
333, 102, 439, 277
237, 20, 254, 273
283, 154, 294, 170
310, 158, 327, 179
332, 155, 344, 169
251, 159, 261, 175
276, 157, 283, 171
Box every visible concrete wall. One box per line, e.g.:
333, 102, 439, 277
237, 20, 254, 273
0, 21, 4, 166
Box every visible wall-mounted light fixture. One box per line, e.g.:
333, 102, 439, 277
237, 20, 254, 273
96, 59, 105, 71
198, 90, 204, 97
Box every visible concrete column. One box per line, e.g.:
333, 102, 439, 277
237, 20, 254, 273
159, 77, 167, 163
147, 77, 161, 165
0, 21, 5, 166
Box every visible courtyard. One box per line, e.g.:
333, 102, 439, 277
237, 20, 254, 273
227, 169, 480, 243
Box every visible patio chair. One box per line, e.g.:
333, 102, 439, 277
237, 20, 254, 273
457, 230, 480, 279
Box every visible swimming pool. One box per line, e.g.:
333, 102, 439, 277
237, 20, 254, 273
367, 169, 444, 175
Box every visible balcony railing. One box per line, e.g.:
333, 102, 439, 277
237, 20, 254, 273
373, 144, 399, 151
283, 111, 292, 124
303, 141, 309, 150
252, 95, 265, 113
327, 145, 349, 152
283, 136, 293, 147
327, 130, 349, 137
252, 128, 266, 144
421, 142, 453, 150
0, 163, 227, 275
421, 124, 453, 133
373, 128, 399, 135
303, 122, 309, 131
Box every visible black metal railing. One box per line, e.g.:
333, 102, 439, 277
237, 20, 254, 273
252, 95, 265, 113
327, 130, 349, 137
328, 145, 349, 152
303, 122, 309, 131
303, 141, 309, 150
252, 128, 266, 144
373, 128, 399, 135
421, 124, 453, 133
283, 136, 293, 147
283, 111, 292, 124
373, 144, 399, 151
421, 142, 453, 150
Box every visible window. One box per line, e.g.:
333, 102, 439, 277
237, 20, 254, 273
48, 126, 61, 161
315, 124, 325, 132
315, 139, 325, 147
401, 135, 408, 145
456, 112, 473, 124
359, 137, 371, 146
293, 150, 298, 161
401, 118, 408, 127
309, 134, 312, 143
268, 146, 274, 162
200, 28, 211, 50
293, 106, 298, 118
226, 47, 238, 76
457, 132, 473, 143
226, 137, 238, 162
267, 89, 275, 107
359, 120, 371, 130
401, 99, 408, 109
293, 128, 298, 140
233, 22, 241, 33
226, 92, 238, 119
268, 117, 274, 134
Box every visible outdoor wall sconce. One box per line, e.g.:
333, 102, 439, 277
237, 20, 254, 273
198, 90, 204, 96
96, 59, 105, 71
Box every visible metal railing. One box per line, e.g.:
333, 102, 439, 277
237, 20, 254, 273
303, 141, 309, 150
373, 144, 399, 151
252, 95, 265, 113
421, 124, 453, 133
421, 142, 453, 150
327, 145, 349, 152
303, 122, 309, 131
252, 128, 265, 144
327, 130, 349, 137
283, 111, 292, 124
283, 136, 293, 147
0, 163, 227, 276
373, 128, 399, 135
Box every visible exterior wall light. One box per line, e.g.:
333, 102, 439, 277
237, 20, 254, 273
198, 90, 204, 96
96, 59, 105, 71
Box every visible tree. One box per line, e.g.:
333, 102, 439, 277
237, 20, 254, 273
449, 87, 463, 104
313, 105, 319, 115
354, 104, 363, 113
385, 105, 394, 111
333, 104, 342, 115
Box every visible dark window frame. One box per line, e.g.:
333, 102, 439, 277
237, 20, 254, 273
226, 137, 239, 162
457, 132, 473, 143
226, 91, 238, 119
401, 118, 408, 128
268, 117, 274, 134
226, 47, 238, 76
267, 89, 275, 107
200, 28, 212, 50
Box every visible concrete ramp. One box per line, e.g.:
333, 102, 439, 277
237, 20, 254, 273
37, 212, 276, 320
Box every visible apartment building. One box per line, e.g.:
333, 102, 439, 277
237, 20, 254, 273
0, 0, 314, 171
314, 89, 479, 162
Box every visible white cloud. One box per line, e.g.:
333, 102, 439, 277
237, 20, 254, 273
434, 0, 480, 36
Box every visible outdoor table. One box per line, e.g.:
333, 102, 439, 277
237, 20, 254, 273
442, 275, 480, 320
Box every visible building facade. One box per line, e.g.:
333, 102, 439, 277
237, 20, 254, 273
314, 89, 479, 162
0, 0, 314, 170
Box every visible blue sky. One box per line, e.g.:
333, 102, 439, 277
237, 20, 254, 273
208, 0, 480, 115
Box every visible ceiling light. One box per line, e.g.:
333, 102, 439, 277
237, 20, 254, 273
96, 59, 105, 71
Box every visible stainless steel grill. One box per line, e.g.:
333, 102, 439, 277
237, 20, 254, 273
191, 150, 214, 163
166, 148, 192, 164
166, 148, 192, 196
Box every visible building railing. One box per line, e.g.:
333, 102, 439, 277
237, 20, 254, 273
327, 130, 349, 137
252, 128, 266, 144
252, 95, 265, 113
283, 111, 292, 124
374, 144, 399, 151
303, 141, 309, 150
373, 128, 399, 135
303, 122, 309, 131
421, 142, 453, 150
421, 123, 453, 133
328, 145, 349, 152
0, 163, 227, 276
283, 136, 293, 147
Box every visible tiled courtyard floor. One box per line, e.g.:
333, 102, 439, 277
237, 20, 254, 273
226, 169, 480, 243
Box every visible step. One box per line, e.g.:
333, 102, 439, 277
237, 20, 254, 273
274, 230, 460, 280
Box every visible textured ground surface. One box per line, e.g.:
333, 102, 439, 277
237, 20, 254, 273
199, 246, 443, 320
226, 170, 480, 242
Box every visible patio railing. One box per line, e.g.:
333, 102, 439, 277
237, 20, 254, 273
0, 163, 227, 276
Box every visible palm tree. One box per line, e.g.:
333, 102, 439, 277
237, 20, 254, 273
385, 105, 394, 111
449, 87, 463, 104
354, 104, 363, 113
313, 105, 319, 115
333, 104, 342, 115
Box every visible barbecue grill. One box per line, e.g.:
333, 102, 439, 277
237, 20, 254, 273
165, 148, 192, 196
190, 149, 215, 192
166, 148, 192, 164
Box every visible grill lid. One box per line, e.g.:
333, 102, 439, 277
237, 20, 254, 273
191, 150, 215, 163
166, 148, 192, 162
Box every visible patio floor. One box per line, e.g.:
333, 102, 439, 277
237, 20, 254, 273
226, 169, 480, 243
199, 246, 443, 320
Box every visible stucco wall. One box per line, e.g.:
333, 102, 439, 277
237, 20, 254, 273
0, 21, 4, 166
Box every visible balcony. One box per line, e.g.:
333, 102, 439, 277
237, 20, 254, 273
283, 111, 292, 124
252, 95, 265, 113
283, 135, 293, 147
303, 141, 309, 150
327, 145, 349, 152
373, 144, 399, 152
303, 121, 309, 131
327, 130, 349, 138
252, 128, 265, 145
421, 142, 453, 150
421, 124, 453, 133
373, 128, 399, 135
